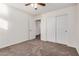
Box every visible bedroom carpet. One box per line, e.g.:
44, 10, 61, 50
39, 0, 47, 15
0, 39, 78, 56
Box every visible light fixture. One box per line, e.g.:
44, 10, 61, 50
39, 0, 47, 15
31, 3, 38, 10
25, 3, 46, 10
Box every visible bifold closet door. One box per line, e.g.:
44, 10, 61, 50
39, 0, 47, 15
56, 15, 69, 44
46, 17, 55, 42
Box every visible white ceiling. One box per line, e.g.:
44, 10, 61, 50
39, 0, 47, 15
6, 3, 76, 15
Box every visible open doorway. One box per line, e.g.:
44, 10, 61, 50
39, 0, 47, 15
35, 20, 41, 40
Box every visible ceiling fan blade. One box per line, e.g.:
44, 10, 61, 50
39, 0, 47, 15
38, 3, 46, 6
25, 3, 31, 6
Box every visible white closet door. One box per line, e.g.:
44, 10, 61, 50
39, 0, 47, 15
41, 17, 47, 41
47, 17, 55, 42
56, 15, 69, 44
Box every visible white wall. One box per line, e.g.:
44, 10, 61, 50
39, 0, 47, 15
0, 3, 35, 48
28, 16, 36, 40
40, 5, 79, 52
76, 4, 79, 53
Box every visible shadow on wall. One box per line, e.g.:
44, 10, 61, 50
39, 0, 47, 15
0, 3, 9, 30
0, 18, 8, 30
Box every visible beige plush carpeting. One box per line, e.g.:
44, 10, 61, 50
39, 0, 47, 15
0, 39, 78, 56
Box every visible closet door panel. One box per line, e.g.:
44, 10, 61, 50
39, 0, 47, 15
41, 17, 47, 41
56, 15, 69, 44
47, 17, 55, 42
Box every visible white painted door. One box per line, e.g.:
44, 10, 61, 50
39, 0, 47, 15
56, 14, 69, 44
46, 17, 55, 42
41, 17, 47, 41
